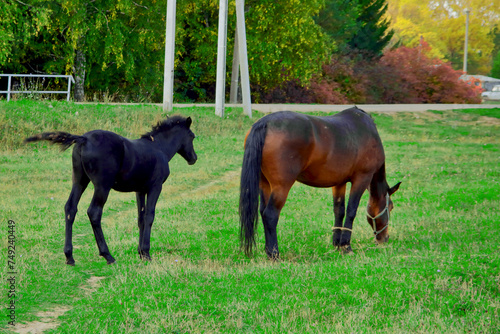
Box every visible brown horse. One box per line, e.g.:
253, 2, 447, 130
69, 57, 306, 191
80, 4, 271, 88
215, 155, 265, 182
239, 107, 400, 258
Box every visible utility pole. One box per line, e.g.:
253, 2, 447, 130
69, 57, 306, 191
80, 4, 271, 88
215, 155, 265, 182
215, 0, 229, 117
463, 9, 470, 74
229, 26, 240, 104
163, 0, 177, 112
215, 0, 252, 118
235, 0, 252, 117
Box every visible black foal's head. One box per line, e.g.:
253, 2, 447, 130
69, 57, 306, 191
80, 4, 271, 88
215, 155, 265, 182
175, 117, 197, 165
144, 116, 198, 165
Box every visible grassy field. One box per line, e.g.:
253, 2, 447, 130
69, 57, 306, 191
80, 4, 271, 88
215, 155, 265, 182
0, 101, 499, 333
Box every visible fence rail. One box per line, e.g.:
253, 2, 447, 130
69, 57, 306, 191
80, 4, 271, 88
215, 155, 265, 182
0, 74, 75, 101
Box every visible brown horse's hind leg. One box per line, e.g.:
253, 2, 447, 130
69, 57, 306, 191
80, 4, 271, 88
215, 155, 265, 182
332, 184, 346, 248
260, 184, 291, 260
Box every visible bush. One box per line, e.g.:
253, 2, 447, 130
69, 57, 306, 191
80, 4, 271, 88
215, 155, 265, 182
363, 41, 483, 104
258, 41, 482, 104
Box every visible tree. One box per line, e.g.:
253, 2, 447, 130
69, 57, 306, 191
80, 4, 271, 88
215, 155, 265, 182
0, 1, 50, 73
44, 0, 166, 101
363, 40, 482, 103
242, 0, 331, 93
491, 51, 500, 79
386, 0, 500, 74
490, 27, 500, 78
172, 0, 331, 102
315, 0, 361, 52
0, 0, 166, 101
347, 0, 394, 58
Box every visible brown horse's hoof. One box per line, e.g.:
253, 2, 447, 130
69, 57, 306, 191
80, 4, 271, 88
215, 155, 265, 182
268, 256, 281, 262
338, 245, 353, 255
140, 254, 152, 261
265, 253, 280, 262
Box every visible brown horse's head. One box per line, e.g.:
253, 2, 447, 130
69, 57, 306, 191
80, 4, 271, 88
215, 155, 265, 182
367, 182, 401, 243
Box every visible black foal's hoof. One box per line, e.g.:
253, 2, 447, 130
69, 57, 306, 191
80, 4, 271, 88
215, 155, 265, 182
66, 260, 75, 266
102, 254, 116, 264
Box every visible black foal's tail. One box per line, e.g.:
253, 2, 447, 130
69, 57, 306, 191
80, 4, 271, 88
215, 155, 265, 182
24, 132, 86, 151
239, 119, 268, 256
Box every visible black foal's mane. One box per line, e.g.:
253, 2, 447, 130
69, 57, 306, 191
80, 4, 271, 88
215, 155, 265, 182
141, 115, 187, 140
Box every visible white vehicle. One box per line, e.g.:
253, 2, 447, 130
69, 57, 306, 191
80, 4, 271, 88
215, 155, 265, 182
482, 85, 500, 101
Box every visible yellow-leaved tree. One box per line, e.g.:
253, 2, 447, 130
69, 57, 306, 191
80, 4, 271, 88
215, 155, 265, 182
386, 0, 500, 74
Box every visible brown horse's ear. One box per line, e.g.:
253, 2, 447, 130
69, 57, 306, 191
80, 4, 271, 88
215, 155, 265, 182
186, 117, 192, 128
389, 182, 401, 195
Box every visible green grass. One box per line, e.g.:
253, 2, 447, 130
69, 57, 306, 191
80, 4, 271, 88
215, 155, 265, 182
1, 101, 499, 333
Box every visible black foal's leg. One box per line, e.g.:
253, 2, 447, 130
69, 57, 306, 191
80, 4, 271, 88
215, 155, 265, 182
136, 192, 146, 256
87, 187, 115, 264
138, 186, 162, 261
332, 185, 346, 248
64, 178, 89, 265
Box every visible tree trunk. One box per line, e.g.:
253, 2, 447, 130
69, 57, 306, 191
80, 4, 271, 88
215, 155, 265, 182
73, 48, 86, 102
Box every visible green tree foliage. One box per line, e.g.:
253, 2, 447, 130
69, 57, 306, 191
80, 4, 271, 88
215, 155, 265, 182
0, 1, 46, 72
490, 27, 500, 78
316, 0, 394, 57
245, 0, 330, 91
1, 0, 484, 103
347, 0, 394, 58
0, 0, 167, 101
0, 0, 330, 102
173, 0, 330, 102
491, 52, 500, 79
387, 0, 500, 74
315, 0, 360, 52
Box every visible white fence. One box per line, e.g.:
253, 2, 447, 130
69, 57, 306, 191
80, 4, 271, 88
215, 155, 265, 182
0, 74, 75, 101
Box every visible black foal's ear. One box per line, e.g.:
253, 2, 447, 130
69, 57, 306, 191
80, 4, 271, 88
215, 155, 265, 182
389, 182, 402, 195
186, 117, 192, 128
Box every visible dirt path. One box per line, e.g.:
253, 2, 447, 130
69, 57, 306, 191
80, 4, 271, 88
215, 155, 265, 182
12, 276, 106, 334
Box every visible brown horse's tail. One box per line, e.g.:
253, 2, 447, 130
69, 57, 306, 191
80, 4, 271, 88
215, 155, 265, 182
24, 132, 86, 151
239, 120, 268, 256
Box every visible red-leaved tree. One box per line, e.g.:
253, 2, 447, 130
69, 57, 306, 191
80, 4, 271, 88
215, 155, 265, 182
363, 41, 482, 103
258, 40, 482, 104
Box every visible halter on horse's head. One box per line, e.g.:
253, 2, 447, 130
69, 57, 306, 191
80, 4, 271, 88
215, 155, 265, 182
367, 182, 401, 243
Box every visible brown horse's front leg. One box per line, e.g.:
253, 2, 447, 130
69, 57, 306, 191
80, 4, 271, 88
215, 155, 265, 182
339, 179, 371, 254
331, 185, 346, 248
